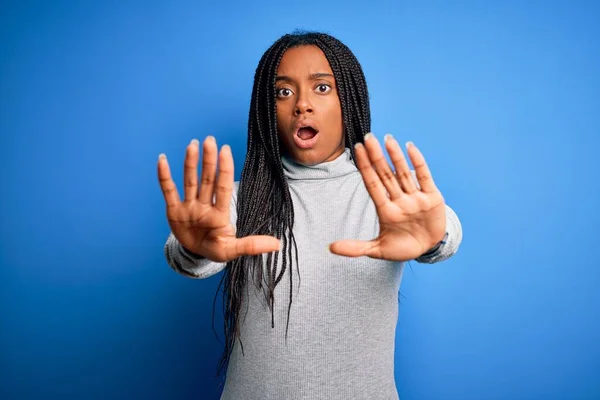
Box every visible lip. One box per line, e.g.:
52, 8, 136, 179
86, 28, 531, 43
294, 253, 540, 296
292, 119, 320, 149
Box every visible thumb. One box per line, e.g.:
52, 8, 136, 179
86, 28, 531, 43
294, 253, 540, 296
329, 239, 378, 258
231, 235, 281, 258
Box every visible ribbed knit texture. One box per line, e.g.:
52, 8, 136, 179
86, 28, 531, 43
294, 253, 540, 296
164, 148, 462, 400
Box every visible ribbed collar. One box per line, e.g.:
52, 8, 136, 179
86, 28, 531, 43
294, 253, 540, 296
281, 148, 358, 180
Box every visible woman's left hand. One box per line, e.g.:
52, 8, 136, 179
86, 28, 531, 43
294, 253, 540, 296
329, 133, 447, 261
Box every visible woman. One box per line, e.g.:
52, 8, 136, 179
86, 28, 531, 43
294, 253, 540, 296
158, 31, 462, 400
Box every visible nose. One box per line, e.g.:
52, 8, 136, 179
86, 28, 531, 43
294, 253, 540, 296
294, 91, 313, 116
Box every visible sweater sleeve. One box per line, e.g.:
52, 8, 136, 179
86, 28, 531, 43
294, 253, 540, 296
163, 182, 239, 279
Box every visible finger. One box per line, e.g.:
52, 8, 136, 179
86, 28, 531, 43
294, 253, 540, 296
214, 144, 234, 213
355, 139, 389, 209
386, 134, 417, 194
231, 236, 281, 258
406, 141, 438, 193
363, 133, 402, 200
329, 239, 380, 258
198, 136, 218, 205
183, 139, 200, 202
157, 154, 181, 207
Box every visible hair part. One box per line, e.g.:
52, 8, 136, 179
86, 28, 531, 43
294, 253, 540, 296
213, 30, 372, 378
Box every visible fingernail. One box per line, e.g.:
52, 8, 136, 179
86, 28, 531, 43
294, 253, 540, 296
364, 132, 373, 141
190, 139, 199, 146
354, 143, 364, 149
158, 153, 166, 160
406, 141, 414, 148
384, 134, 394, 143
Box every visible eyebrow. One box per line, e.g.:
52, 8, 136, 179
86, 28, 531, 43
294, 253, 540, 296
276, 73, 335, 82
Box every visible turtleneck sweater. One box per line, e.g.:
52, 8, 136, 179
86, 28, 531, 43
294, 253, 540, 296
164, 148, 462, 400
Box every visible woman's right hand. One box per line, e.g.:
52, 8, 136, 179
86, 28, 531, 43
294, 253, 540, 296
158, 136, 281, 263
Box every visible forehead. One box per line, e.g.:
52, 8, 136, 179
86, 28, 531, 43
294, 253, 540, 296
277, 45, 333, 76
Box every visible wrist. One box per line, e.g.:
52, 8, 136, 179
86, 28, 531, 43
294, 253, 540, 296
420, 231, 449, 258
180, 244, 206, 260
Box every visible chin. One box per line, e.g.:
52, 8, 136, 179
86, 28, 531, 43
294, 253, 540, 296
290, 151, 323, 166
292, 146, 346, 166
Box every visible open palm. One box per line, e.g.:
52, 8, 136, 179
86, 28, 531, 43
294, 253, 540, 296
157, 137, 280, 262
329, 134, 447, 261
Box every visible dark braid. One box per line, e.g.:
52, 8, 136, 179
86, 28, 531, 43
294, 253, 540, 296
214, 30, 372, 377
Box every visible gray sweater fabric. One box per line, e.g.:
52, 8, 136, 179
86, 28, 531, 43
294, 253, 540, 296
164, 148, 462, 400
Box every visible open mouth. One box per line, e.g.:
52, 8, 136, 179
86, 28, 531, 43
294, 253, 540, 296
297, 126, 318, 140
294, 126, 319, 149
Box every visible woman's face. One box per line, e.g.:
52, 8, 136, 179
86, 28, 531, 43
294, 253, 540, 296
275, 45, 345, 166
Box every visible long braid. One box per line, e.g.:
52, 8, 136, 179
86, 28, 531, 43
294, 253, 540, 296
214, 31, 372, 378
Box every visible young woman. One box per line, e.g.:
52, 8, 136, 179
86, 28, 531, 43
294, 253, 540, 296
158, 31, 462, 400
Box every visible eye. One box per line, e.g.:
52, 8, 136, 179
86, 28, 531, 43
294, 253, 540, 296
316, 84, 332, 94
277, 88, 294, 98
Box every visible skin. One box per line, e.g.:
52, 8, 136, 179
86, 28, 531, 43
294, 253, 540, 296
329, 134, 447, 260
275, 45, 345, 166
157, 45, 448, 263
157, 138, 280, 262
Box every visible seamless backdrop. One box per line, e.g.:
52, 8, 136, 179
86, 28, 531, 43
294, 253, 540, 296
1, 1, 599, 399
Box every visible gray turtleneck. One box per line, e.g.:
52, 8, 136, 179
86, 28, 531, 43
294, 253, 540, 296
164, 148, 462, 400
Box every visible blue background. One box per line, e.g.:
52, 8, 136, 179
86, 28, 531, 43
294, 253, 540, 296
1, 0, 599, 399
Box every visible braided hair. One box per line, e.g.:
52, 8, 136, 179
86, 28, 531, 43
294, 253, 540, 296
215, 30, 372, 376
